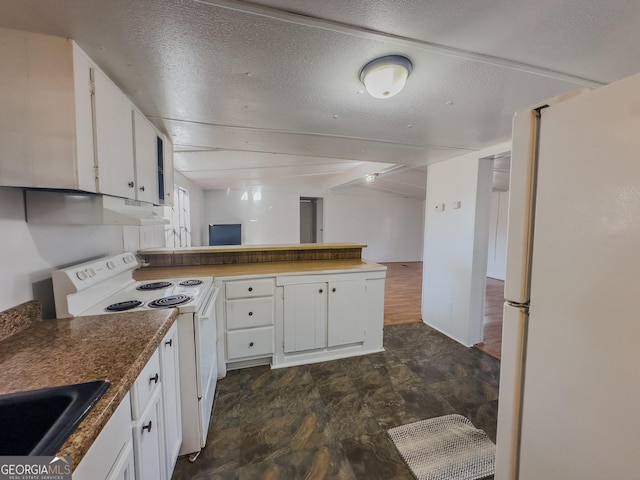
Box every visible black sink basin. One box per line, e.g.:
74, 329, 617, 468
0, 380, 110, 456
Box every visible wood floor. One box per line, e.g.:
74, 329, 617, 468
381, 262, 504, 360
381, 262, 423, 326
474, 277, 505, 360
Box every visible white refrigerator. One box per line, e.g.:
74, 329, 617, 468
495, 73, 640, 479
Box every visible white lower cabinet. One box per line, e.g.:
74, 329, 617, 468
327, 279, 366, 347
131, 386, 164, 480
283, 279, 366, 353
222, 278, 275, 367
216, 268, 386, 374
283, 282, 327, 353
130, 349, 168, 480
73, 393, 135, 480
74, 327, 184, 480
159, 323, 182, 478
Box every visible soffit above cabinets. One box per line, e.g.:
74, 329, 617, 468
0, 0, 637, 196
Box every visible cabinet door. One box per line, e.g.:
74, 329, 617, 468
73, 394, 133, 480
72, 44, 97, 192
327, 280, 366, 347
132, 388, 165, 480
106, 439, 135, 480
159, 324, 181, 477
283, 283, 327, 353
93, 68, 135, 198
161, 134, 175, 206
133, 110, 159, 203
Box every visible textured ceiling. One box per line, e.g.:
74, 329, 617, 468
1, 0, 637, 197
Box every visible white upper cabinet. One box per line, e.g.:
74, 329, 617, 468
133, 109, 159, 203
160, 135, 175, 206
0, 29, 97, 191
0, 27, 170, 205
93, 68, 136, 199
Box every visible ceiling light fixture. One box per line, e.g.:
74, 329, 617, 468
359, 55, 413, 99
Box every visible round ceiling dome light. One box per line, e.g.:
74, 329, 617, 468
359, 55, 413, 99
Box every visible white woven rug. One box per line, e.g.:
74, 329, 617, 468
388, 414, 495, 480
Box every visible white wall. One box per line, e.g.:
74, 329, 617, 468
486, 190, 509, 280
204, 189, 300, 245
0, 178, 186, 317
202, 186, 425, 262
422, 142, 510, 346
0, 187, 125, 318
324, 186, 424, 262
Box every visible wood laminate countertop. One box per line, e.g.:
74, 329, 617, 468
139, 243, 367, 255
0, 308, 178, 469
134, 258, 386, 281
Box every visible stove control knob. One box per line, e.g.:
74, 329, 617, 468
87, 268, 96, 277
106, 261, 116, 270
76, 271, 88, 280
123, 256, 131, 264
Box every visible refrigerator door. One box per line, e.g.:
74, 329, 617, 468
517, 73, 640, 479
495, 303, 527, 480
504, 89, 589, 305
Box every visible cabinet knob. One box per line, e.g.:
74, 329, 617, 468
128, 181, 135, 188
165, 339, 173, 347
248, 287, 253, 292
142, 421, 152, 433
248, 311, 253, 316
139, 185, 145, 192
149, 373, 159, 384
319, 289, 323, 293
332, 287, 336, 292
249, 342, 254, 347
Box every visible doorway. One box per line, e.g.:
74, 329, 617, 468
475, 153, 510, 360
300, 197, 323, 243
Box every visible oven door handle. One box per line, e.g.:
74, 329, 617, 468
198, 287, 218, 321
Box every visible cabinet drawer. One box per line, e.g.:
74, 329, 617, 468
225, 278, 274, 299
226, 297, 274, 329
227, 327, 274, 360
130, 350, 161, 421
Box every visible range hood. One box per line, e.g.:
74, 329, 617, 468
25, 190, 169, 226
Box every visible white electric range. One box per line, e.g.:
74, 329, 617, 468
52, 252, 218, 460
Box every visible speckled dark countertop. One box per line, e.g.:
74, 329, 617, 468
0, 308, 178, 469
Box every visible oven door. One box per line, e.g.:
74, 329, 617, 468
194, 288, 218, 400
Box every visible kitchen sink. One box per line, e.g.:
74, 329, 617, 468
0, 379, 110, 456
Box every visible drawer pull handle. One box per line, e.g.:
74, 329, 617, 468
248, 287, 253, 292
149, 373, 159, 384
165, 339, 173, 347
142, 421, 152, 433
248, 311, 253, 316
249, 342, 254, 347
319, 289, 323, 293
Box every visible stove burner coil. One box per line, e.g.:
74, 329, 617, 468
178, 279, 204, 287
137, 281, 174, 291
105, 300, 143, 312
148, 294, 192, 308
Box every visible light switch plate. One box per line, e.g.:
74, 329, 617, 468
435, 203, 445, 212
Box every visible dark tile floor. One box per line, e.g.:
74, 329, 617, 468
172, 322, 500, 480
